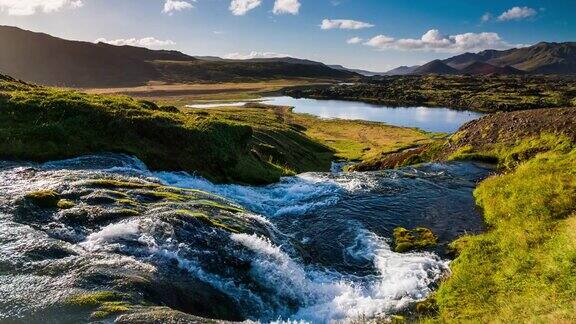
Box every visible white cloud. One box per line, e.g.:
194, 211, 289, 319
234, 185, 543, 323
481, 12, 492, 23
364, 29, 516, 53
224, 51, 291, 60
320, 19, 374, 30
229, 0, 261, 15
162, 0, 194, 15
364, 35, 394, 47
0, 0, 83, 16
346, 37, 363, 44
497, 6, 537, 21
95, 37, 176, 49
273, 0, 300, 15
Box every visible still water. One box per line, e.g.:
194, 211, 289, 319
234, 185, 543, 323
263, 97, 484, 133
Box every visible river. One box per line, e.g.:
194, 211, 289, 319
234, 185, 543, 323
0, 155, 491, 323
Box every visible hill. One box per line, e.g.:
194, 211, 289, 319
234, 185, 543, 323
443, 42, 576, 74
460, 62, 524, 75
412, 60, 458, 75
0, 26, 357, 87
328, 64, 387, 76
384, 65, 420, 75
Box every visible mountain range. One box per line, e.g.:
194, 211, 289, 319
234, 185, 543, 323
0, 25, 574, 88
0, 26, 357, 87
386, 42, 576, 76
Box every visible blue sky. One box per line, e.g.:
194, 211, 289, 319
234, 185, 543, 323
0, 0, 574, 71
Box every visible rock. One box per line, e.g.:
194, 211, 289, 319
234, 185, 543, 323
393, 227, 438, 253
116, 307, 224, 324
25, 190, 61, 208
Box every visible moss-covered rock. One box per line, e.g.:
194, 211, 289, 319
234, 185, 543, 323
393, 227, 437, 253
66, 291, 133, 320
56, 199, 75, 209
66, 291, 127, 306
25, 190, 61, 208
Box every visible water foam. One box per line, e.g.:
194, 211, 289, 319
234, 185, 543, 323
155, 170, 379, 218
7, 155, 455, 322
81, 219, 141, 252
232, 231, 448, 323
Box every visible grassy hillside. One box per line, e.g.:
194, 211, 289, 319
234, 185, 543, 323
190, 103, 434, 162
286, 75, 576, 113
433, 136, 576, 322
0, 74, 332, 184
0, 74, 430, 184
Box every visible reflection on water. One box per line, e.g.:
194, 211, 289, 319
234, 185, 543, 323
264, 97, 484, 133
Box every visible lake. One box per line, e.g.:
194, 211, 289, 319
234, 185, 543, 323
187, 97, 484, 133
263, 97, 484, 133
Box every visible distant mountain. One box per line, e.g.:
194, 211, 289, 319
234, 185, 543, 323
383, 42, 576, 76
241, 57, 324, 65
443, 42, 576, 75
412, 60, 459, 75
383, 65, 420, 75
328, 64, 387, 76
460, 62, 524, 75
0, 26, 357, 87
194, 56, 227, 61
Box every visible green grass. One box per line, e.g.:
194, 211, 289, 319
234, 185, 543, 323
434, 143, 576, 322
448, 133, 573, 171
0, 78, 335, 184
1, 76, 435, 184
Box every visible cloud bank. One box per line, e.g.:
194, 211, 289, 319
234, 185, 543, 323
95, 37, 176, 48
363, 29, 516, 53
321, 19, 374, 30
0, 0, 83, 16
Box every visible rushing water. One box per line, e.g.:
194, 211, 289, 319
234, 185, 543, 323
187, 97, 484, 133
0, 155, 492, 323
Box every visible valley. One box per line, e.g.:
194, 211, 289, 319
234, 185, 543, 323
0, 5, 575, 322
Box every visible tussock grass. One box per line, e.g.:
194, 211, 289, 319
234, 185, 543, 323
435, 143, 576, 322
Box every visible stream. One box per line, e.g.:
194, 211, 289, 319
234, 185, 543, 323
0, 154, 492, 323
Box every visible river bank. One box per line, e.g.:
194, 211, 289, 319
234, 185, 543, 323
350, 107, 576, 322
